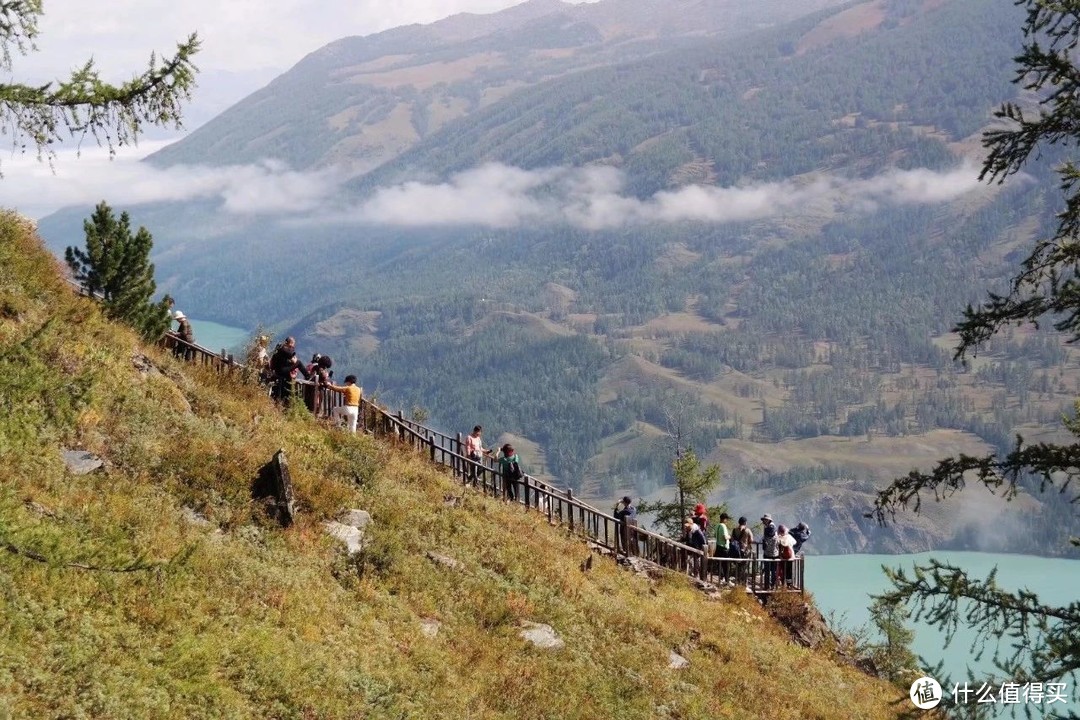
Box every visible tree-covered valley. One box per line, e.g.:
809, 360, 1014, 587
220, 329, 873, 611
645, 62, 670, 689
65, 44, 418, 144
38, 0, 1080, 556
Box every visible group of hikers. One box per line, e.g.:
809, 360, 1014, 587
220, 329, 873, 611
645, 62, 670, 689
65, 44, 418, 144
166, 314, 366, 434
251, 334, 365, 433
165, 316, 807, 591
615, 497, 810, 590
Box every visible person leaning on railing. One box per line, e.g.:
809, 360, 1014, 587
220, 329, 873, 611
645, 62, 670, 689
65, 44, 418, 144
613, 496, 637, 554
326, 375, 362, 433
173, 311, 194, 361
269, 336, 310, 402
464, 425, 492, 485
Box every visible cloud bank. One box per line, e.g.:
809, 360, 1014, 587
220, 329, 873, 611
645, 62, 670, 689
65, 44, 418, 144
347, 162, 985, 229
7, 148, 984, 229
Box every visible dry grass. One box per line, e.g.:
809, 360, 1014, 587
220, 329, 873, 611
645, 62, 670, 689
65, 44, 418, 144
0, 212, 907, 719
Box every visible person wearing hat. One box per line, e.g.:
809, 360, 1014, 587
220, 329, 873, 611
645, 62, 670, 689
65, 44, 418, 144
172, 310, 194, 360
692, 503, 709, 533
496, 443, 523, 502
760, 513, 779, 590
614, 495, 638, 555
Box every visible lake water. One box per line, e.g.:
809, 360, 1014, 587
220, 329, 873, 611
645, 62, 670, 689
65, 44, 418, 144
187, 318, 250, 355
811, 552, 1080, 715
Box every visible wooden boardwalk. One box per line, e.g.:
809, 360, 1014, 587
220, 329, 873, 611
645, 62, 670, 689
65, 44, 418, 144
157, 328, 804, 594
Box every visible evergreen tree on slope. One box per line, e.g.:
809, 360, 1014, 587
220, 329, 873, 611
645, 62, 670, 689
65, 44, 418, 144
65, 202, 171, 340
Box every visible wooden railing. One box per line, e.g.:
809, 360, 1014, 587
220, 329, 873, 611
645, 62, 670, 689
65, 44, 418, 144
145, 323, 804, 592
289, 373, 804, 593
161, 333, 243, 373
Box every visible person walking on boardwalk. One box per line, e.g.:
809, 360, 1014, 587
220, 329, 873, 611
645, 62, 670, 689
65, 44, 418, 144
614, 496, 638, 555
464, 425, 492, 485
496, 443, 523, 502
326, 375, 362, 433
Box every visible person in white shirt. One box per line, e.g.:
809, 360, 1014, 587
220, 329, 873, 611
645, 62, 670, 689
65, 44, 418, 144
777, 524, 798, 588
464, 425, 491, 485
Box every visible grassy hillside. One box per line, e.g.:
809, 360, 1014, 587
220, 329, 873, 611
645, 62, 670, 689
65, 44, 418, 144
0, 212, 905, 718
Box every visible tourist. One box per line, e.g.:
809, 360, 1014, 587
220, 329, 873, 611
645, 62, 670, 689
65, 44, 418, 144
731, 516, 753, 585
307, 353, 333, 417
269, 336, 310, 402
777, 524, 797, 588
760, 513, 779, 590
326, 375, 362, 433
692, 503, 709, 533
714, 512, 732, 582
614, 496, 638, 554
464, 425, 491, 485
790, 521, 812, 555
173, 310, 194, 360
684, 517, 707, 552
496, 443, 523, 502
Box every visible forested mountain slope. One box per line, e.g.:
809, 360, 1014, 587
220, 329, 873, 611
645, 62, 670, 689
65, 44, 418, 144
36, 0, 1080, 556
0, 212, 908, 718
147, 0, 846, 173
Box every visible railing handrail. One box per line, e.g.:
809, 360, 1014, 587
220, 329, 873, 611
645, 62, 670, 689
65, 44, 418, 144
65, 278, 802, 591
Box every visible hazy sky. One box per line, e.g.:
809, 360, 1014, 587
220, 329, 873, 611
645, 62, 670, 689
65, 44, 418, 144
17, 0, 590, 77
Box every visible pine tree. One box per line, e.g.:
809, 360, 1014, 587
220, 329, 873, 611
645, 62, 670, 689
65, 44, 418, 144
0, 1, 198, 166
65, 201, 171, 340
865, 596, 920, 687
639, 448, 722, 537
871, 0, 1080, 691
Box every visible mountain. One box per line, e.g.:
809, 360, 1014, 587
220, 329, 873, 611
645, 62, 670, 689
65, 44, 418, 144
37, 0, 1080, 556
1, 211, 906, 717
146, 0, 846, 174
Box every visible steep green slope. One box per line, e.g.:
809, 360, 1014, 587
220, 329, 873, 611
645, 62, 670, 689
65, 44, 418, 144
0, 212, 905, 718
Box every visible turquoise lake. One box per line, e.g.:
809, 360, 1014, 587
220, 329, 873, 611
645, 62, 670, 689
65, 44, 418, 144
811, 551, 1080, 715
186, 318, 250, 354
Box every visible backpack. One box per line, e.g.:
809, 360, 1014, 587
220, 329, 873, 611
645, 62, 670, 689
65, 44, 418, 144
780, 544, 794, 560
506, 459, 523, 480
762, 532, 778, 558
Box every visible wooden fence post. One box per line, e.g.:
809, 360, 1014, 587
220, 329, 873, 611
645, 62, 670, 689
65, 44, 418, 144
567, 489, 574, 532
455, 432, 463, 479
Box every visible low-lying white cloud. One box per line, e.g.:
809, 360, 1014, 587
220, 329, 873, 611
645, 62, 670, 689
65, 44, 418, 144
352, 162, 985, 229
4, 146, 344, 218
6, 150, 984, 229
